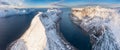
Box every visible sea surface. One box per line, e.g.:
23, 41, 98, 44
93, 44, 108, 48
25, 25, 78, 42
59, 8, 91, 50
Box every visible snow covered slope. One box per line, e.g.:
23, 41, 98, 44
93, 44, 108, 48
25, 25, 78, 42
7, 12, 47, 50
71, 6, 120, 50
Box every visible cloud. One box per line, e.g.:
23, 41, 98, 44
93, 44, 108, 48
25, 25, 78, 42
50, 0, 70, 7
51, 0, 64, 5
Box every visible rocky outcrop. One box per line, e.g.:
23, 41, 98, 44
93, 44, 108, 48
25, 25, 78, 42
71, 6, 120, 50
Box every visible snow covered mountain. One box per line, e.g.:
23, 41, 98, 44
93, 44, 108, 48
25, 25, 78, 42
71, 6, 120, 50
7, 8, 76, 50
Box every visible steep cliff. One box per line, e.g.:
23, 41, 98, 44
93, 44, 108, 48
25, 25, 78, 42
71, 6, 120, 50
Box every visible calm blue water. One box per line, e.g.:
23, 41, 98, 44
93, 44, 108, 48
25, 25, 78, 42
59, 8, 91, 50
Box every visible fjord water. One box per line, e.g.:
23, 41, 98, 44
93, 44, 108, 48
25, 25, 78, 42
59, 8, 91, 50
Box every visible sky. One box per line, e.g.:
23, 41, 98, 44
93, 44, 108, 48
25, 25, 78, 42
23, 0, 120, 7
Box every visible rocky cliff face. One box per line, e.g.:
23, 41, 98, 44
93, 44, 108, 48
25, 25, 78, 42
71, 6, 120, 50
